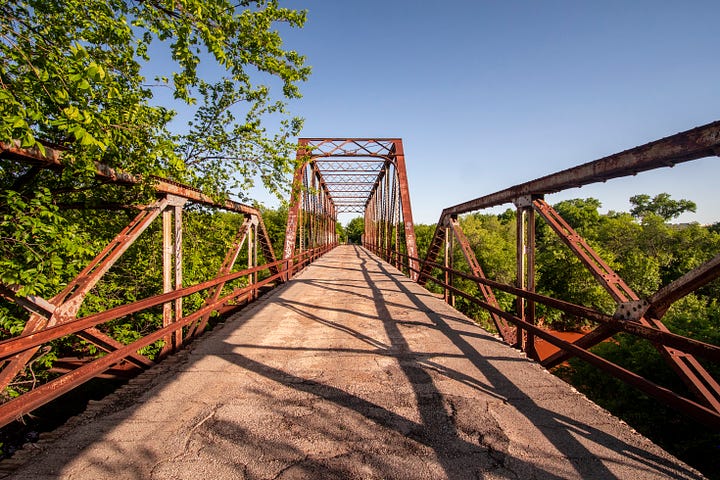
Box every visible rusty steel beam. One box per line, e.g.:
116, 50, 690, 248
448, 217, 517, 345
532, 199, 720, 412
0, 268, 287, 428
1, 142, 281, 388
423, 274, 720, 429
75, 328, 154, 368
443, 121, 720, 217
415, 121, 720, 424
534, 198, 637, 303
0, 140, 63, 167
0, 198, 169, 391
515, 200, 538, 357
0, 246, 331, 365
188, 216, 253, 338
0, 142, 321, 426
0, 141, 264, 218
417, 222, 447, 287
533, 197, 632, 368
392, 142, 419, 280
284, 138, 416, 276
283, 140, 309, 264
417, 256, 720, 363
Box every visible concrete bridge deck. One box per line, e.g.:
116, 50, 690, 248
5, 246, 702, 479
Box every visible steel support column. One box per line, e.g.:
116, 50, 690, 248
514, 196, 536, 358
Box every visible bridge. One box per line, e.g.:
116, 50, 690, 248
1, 123, 719, 478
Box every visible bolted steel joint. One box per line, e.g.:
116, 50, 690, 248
614, 299, 649, 321
165, 194, 188, 207
513, 195, 534, 208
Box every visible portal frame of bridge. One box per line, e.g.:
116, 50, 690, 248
283, 138, 419, 279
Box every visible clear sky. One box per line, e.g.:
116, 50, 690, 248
245, 1, 720, 225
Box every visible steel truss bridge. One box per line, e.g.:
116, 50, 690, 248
1, 121, 720, 451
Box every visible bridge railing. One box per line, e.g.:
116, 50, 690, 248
0, 141, 336, 428
0, 240, 333, 428
367, 120, 720, 428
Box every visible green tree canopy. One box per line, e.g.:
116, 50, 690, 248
345, 217, 364, 244
1, 0, 309, 298
1, 0, 310, 196
629, 193, 696, 221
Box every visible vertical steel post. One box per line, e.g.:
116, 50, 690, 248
253, 218, 258, 298
444, 226, 451, 303
449, 228, 455, 307
514, 196, 537, 356
162, 205, 173, 353
515, 204, 526, 349
393, 142, 419, 280
526, 205, 537, 359
248, 218, 256, 300
173, 203, 183, 349
283, 140, 309, 277
161, 196, 186, 354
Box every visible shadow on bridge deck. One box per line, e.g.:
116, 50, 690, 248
4, 246, 703, 479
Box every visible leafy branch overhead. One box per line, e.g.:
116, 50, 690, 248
0, 0, 309, 309
0, 0, 310, 196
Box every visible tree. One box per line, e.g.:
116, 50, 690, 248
413, 223, 436, 259
629, 193, 696, 221
1, 0, 310, 195
345, 217, 364, 244
1, 0, 309, 296
258, 204, 288, 256
336, 221, 346, 244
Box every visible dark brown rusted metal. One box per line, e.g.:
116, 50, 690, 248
0, 142, 329, 426
533, 198, 720, 412
417, 223, 447, 287
443, 120, 720, 216
0, 244, 333, 428
187, 217, 253, 338
4, 121, 720, 432
448, 217, 517, 345
407, 121, 720, 424
0, 198, 169, 391
421, 272, 720, 429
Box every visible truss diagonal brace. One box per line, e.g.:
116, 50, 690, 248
448, 217, 517, 345
0, 199, 167, 390
534, 198, 720, 413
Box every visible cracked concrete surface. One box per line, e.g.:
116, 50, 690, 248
3, 246, 704, 479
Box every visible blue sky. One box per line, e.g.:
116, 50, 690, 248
162, 1, 720, 225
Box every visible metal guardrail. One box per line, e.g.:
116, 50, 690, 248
367, 120, 720, 428
0, 140, 337, 427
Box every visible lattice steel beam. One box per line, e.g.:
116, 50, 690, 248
283, 138, 418, 278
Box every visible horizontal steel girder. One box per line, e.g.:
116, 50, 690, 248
443, 120, 720, 216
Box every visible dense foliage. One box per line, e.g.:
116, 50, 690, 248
345, 216, 364, 244
1, 0, 308, 189
0, 0, 308, 403
1, 0, 309, 297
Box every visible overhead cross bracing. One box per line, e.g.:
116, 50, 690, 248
283, 138, 419, 279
